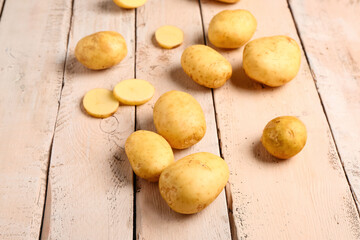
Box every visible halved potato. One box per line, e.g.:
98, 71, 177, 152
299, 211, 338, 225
113, 79, 154, 105
113, 0, 147, 9
83, 88, 119, 118
155, 25, 184, 49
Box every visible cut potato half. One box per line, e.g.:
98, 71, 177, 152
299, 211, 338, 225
113, 0, 147, 9
155, 25, 184, 49
83, 88, 119, 118
113, 79, 155, 105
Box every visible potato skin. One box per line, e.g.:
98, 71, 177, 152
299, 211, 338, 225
261, 116, 307, 159
153, 91, 206, 149
208, 10, 257, 49
75, 31, 127, 70
181, 45, 232, 88
125, 130, 174, 182
243, 36, 301, 87
159, 152, 229, 214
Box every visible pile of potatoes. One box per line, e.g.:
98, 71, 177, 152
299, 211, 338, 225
74, 0, 307, 214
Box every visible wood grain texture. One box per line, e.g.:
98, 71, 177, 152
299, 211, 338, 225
200, 0, 360, 239
289, 0, 360, 208
0, 0, 72, 239
134, 0, 231, 239
40, 0, 135, 239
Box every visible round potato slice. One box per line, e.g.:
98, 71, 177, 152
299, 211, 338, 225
113, 79, 154, 105
113, 0, 147, 9
155, 25, 184, 49
83, 88, 119, 118
215, 0, 240, 2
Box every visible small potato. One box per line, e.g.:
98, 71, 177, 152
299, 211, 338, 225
75, 31, 127, 70
181, 45, 232, 88
261, 116, 307, 159
243, 35, 301, 87
153, 90, 206, 149
113, 0, 147, 9
125, 130, 174, 182
208, 10, 257, 49
159, 152, 229, 214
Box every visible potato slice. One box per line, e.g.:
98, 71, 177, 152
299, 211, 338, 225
83, 88, 119, 118
113, 79, 154, 105
155, 25, 184, 49
113, 0, 147, 9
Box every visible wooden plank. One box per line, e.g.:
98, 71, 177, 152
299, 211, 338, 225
0, 0, 72, 239
289, 0, 360, 208
40, 1, 135, 239
135, 0, 231, 239
199, 0, 360, 239
0, 0, 5, 17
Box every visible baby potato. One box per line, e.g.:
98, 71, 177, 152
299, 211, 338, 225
181, 45, 232, 88
243, 35, 301, 87
261, 116, 307, 159
75, 31, 127, 70
125, 130, 174, 182
208, 9, 257, 49
159, 152, 229, 214
153, 90, 206, 149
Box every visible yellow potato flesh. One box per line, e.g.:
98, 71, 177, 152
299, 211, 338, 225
83, 89, 119, 118
113, 79, 154, 105
243, 35, 301, 87
125, 130, 174, 182
155, 25, 184, 49
159, 152, 229, 214
113, 0, 147, 9
261, 116, 307, 159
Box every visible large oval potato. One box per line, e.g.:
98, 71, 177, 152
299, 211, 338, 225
208, 9, 257, 49
181, 45, 232, 88
243, 35, 301, 87
261, 116, 307, 159
125, 130, 174, 182
75, 31, 127, 70
159, 152, 229, 214
153, 91, 206, 149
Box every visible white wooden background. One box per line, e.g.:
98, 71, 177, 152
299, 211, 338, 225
0, 0, 359, 239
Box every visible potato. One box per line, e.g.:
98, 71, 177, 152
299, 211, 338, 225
113, 0, 147, 9
208, 10, 257, 49
153, 90, 206, 149
113, 79, 154, 105
125, 130, 174, 182
261, 116, 307, 159
83, 88, 119, 118
75, 31, 127, 70
181, 45, 232, 88
155, 25, 184, 49
159, 152, 229, 214
215, 0, 240, 3
243, 35, 301, 87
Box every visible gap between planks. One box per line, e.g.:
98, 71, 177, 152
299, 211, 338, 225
0, 0, 6, 21
133, 7, 138, 240
286, 0, 360, 216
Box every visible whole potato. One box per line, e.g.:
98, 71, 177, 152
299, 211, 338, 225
153, 90, 206, 149
75, 31, 127, 70
243, 35, 301, 87
181, 45, 232, 88
125, 130, 174, 182
261, 116, 307, 159
159, 152, 229, 214
208, 10, 257, 49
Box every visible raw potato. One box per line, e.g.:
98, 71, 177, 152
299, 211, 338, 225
159, 152, 229, 214
155, 25, 184, 49
261, 116, 307, 159
83, 89, 119, 118
215, 0, 239, 2
113, 79, 154, 105
113, 0, 147, 9
208, 9, 257, 49
125, 130, 174, 182
75, 31, 127, 70
243, 35, 301, 87
153, 90, 206, 149
181, 45, 232, 88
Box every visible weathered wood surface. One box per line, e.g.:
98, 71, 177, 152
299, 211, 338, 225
289, 0, 360, 208
0, 0, 72, 239
40, 0, 135, 239
134, 0, 231, 239
199, 0, 360, 239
